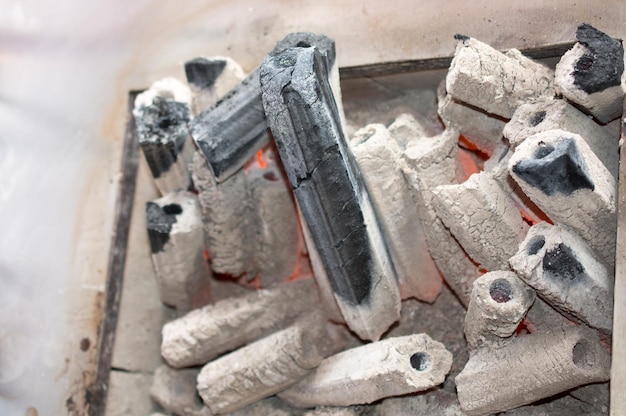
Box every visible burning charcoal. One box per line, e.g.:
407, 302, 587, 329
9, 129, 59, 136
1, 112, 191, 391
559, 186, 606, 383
402, 128, 481, 306
387, 112, 431, 149
464, 271, 535, 351
503, 97, 620, 178
437, 82, 507, 155
431, 171, 529, 271
247, 150, 300, 287
260, 46, 401, 341
278, 334, 453, 408
456, 326, 610, 415
161, 279, 317, 368
510, 222, 613, 332
555, 24, 625, 123
146, 190, 211, 311
190, 32, 337, 182
196, 314, 327, 414
524, 296, 574, 334
446, 36, 554, 119
150, 366, 211, 416
484, 145, 549, 225
184, 56, 245, 116
134, 78, 194, 195
508, 129, 617, 267
191, 151, 255, 277
350, 123, 441, 302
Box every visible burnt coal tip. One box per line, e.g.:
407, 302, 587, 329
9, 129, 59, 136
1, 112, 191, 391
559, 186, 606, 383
543, 243, 586, 282
489, 279, 513, 303
528, 110, 546, 127
454, 34, 470, 42
512, 138, 594, 196
573, 23, 624, 94
146, 202, 179, 253
527, 235, 546, 255
184, 57, 227, 90
410, 352, 431, 371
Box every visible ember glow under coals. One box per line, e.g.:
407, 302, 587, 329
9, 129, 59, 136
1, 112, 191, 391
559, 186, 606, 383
129, 24, 621, 416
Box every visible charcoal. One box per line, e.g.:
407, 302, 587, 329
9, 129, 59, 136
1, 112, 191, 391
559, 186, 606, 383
191, 32, 337, 182
260, 46, 400, 341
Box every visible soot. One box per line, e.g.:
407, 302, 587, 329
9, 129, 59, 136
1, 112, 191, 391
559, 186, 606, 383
573, 23, 624, 94
512, 138, 594, 196
146, 202, 182, 253
543, 243, 586, 282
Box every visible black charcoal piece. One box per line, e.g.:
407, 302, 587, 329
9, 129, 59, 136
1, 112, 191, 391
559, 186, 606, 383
454, 33, 470, 42
190, 32, 336, 183
542, 243, 587, 282
573, 23, 624, 94
260, 46, 390, 306
184, 57, 228, 90
512, 137, 594, 196
146, 201, 180, 253
135, 96, 190, 179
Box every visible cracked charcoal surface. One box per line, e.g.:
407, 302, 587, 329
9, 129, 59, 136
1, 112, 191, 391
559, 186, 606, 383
573, 23, 624, 94
512, 138, 594, 196
146, 201, 179, 253
136, 97, 190, 178
261, 47, 377, 305
184, 57, 227, 90
543, 243, 587, 282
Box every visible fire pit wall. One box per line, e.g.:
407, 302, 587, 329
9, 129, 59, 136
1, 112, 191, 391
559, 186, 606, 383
108, 25, 623, 416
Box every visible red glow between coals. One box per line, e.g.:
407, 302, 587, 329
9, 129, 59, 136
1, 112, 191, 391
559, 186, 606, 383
256, 150, 268, 169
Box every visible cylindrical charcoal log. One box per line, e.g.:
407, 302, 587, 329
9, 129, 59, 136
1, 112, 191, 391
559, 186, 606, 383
279, 333, 452, 408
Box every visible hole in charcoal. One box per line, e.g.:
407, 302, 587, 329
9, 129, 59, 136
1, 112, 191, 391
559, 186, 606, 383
489, 279, 513, 303
410, 352, 431, 371
577, 55, 594, 71
80, 338, 90, 351
162, 203, 183, 215
533, 142, 555, 159
528, 110, 546, 127
572, 340, 595, 369
263, 171, 279, 181
527, 235, 546, 255
296, 41, 311, 48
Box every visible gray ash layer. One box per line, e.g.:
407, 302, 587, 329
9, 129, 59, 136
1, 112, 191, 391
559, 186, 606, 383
260, 47, 377, 305
146, 202, 182, 253
184, 57, 227, 90
543, 243, 587, 283
512, 137, 594, 196
573, 23, 624, 94
135, 97, 191, 179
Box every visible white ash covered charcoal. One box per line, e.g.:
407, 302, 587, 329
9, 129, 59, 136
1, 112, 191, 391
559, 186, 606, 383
191, 151, 255, 278
555, 23, 625, 124
508, 129, 617, 267
386, 112, 431, 149
191, 32, 337, 183
503, 97, 619, 178
446, 35, 554, 119
375, 389, 464, 416
196, 314, 327, 414
431, 171, 529, 271
247, 150, 300, 287
146, 190, 212, 311
437, 82, 507, 155
524, 296, 575, 334
483, 145, 549, 226
161, 278, 318, 368
260, 46, 400, 341
150, 366, 211, 416
509, 222, 613, 332
184, 56, 245, 116
464, 271, 535, 351
456, 326, 610, 415
303, 406, 361, 416
278, 333, 452, 408
350, 123, 441, 302
133, 78, 194, 195
402, 128, 482, 306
